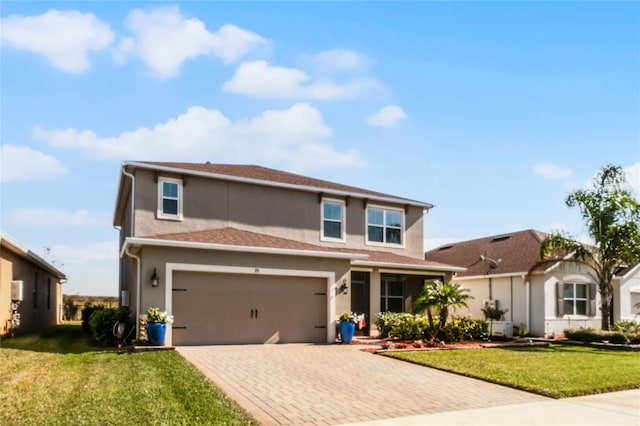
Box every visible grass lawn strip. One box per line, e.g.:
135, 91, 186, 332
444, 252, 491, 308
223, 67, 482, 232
383, 344, 640, 398
0, 324, 257, 425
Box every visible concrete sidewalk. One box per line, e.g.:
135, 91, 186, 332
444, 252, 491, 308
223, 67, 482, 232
341, 389, 640, 426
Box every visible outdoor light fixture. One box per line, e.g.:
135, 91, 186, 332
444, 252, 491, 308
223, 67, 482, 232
340, 279, 349, 295
151, 268, 159, 287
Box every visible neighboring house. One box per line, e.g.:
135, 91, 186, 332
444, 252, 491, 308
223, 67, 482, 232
1, 231, 66, 336
113, 161, 464, 345
425, 229, 640, 337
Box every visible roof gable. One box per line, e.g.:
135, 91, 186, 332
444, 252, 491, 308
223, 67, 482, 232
425, 229, 548, 277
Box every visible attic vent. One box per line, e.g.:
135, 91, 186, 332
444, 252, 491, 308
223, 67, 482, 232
438, 245, 453, 251
491, 235, 510, 242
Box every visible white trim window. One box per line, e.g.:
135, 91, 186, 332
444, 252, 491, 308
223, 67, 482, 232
157, 177, 183, 220
321, 199, 345, 242
557, 282, 597, 316
366, 206, 403, 246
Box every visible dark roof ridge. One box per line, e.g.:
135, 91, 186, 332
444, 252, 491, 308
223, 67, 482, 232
131, 161, 431, 207
429, 229, 547, 251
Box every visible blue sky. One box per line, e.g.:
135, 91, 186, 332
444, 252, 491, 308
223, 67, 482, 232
1, 2, 638, 296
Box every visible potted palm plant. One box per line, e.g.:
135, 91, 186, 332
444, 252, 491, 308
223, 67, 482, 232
146, 307, 173, 346
339, 312, 357, 344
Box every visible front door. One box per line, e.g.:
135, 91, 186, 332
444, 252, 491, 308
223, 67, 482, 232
350, 271, 370, 335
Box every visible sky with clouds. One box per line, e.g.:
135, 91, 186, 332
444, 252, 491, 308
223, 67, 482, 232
1, 2, 638, 296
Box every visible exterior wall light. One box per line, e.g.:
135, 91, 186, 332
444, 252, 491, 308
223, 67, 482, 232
151, 268, 160, 287
340, 279, 349, 295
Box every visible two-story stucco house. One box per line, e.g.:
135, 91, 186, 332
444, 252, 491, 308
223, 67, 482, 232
113, 161, 464, 345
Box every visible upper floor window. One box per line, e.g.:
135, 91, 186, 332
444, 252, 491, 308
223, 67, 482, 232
157, 177, 183, 220
366, 207, 403, 246
321, 200, 345, 242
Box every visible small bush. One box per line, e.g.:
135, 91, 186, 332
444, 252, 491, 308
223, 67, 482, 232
564, 326, 638, 345
81, 304, 104, 334
376, 312, 486, 342
89, 307, 134, 346
375, 312, 428, 340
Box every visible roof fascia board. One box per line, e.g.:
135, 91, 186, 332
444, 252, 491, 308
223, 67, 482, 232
616, 263, 640, 279
124, 161, 433, 209
543, 252, 575, 274
121, 237, 369, 260
352, 260, 466, 272
1, 233, 66, 278
453, 271, 530, 280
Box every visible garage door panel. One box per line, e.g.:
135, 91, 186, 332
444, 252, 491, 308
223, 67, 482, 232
172, 271, 327, 345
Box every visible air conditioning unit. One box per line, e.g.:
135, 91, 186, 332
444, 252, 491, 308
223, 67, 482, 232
11, 280, 23, 301
492, 321, 514, 338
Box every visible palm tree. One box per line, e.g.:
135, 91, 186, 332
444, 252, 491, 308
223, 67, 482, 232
413, 281, 473, 331
540, 164, 640, 330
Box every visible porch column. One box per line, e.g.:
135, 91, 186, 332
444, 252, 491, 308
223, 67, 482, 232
369, 269, 381, 337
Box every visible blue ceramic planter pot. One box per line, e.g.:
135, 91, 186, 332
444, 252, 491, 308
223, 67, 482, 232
339, 321, 356, 344
147, 322, 166, 346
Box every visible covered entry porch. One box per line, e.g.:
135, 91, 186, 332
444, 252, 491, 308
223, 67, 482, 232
349, 267, 456, 337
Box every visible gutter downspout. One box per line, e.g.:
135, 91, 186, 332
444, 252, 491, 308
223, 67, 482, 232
524, 275, 530, 333
122, 166, 136, 236
125, 246, 142, 340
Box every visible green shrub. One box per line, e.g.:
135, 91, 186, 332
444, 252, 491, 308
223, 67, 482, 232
564, 326, 637, 345
612, 320, 640, 335
375, 312, 428, 340
375, 312, 402, 338
376, 312, 486, 342
81, 304, 104, 334
89, 307, 134, 346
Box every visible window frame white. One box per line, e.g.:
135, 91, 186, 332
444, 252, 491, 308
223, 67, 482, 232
157, 177, 183, 221
563, 282, 588, 316
365, 205, 405, 247
320, 198, 346, 242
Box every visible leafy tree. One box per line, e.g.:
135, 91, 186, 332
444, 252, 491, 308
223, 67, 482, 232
413, 281, 473, 331
540, 164, 640, 330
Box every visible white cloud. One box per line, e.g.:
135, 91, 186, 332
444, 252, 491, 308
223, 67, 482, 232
115, 5, 268, 78
6, 208, 109, 227
0, 9, 114, 73
304, 49, 368, 72
624, 162, 640, 197
0, 145, 67, 182
33, 103, 365, 172
223, 60, 379, 100
365, 105, 407, 127
533, 163, 572, 180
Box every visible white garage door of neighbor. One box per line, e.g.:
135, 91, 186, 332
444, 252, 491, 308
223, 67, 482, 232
172, 271, 328, 345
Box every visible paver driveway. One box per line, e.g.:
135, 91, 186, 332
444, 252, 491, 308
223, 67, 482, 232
178, 344, 548, 425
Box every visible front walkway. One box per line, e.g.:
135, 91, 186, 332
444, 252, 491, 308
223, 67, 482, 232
177, 344, 548, 425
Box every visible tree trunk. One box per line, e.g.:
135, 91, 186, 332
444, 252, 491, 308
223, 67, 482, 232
599, 271, 614, 331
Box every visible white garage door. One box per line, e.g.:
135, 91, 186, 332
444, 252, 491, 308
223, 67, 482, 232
172, 271, 328, 345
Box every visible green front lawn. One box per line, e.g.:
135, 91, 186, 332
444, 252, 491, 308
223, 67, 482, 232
0, 324, 257, 425
384, 344, 640, 398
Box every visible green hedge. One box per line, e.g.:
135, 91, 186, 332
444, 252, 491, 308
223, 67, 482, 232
564, 322, 640, 345
375, 312, 487, 342
88, 307, 134, 346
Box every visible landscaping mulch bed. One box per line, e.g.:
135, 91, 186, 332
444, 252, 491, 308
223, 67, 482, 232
353, 338, 550, 354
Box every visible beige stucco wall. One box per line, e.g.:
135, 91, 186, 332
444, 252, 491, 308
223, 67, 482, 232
130, 169, 426, 259
1, 249, 61, 336
133, 245, 351, 323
